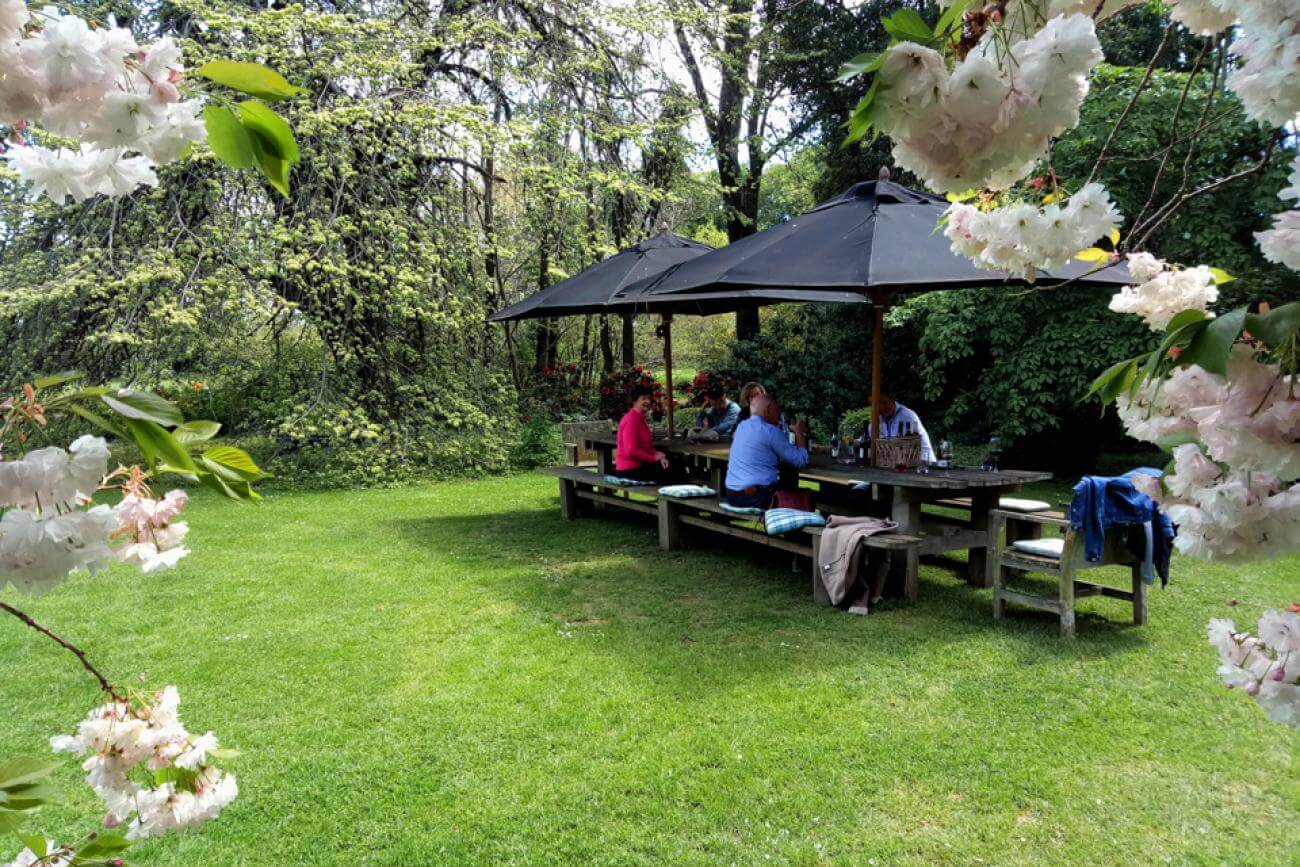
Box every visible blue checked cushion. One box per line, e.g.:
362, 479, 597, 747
657, 484, 717, 498
603, 475, 656, 486
764, 508, 827, 535
718, 502, 763, 516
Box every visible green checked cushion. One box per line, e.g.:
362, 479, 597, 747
718, 502, 763, 516
657, 485, 716, 498
603, 475, 656, 486
764, 508, 826, 535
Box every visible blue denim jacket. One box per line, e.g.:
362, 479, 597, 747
1069, 469, 1174, 581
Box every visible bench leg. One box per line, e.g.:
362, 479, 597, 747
1131, 565, 1148, 626
902, 547, 920, 603
657, 498, 681, 551
1059, 565, 1076, 639
558, 477, 579, 520
968, 491, 996, 587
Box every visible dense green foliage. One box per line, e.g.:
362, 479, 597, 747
2, 478, 1295, 862
1, 2, 1296, 484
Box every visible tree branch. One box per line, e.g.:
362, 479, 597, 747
1, 601, 126, 703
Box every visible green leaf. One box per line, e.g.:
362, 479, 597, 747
1087, 357, 1137, 405
239, 102, 299, 164
1207, 266, 1235, 284
196, 61, 301, 101
933, 0, 970, 37
72, 832, 131, 864
0, 811, 21, 834
248, 134, 291, 199
204, 105, 255, 169
16, 832, 46, 858
1164, 308, 1208, 335
0, 759, 58, 791
201, 446, 268, 482
173, 420, 222, 444
843, 78, 880, 146
836, 51, 883, 82
153, 766, 198, 791
32, 371, 84, 389
206, 747, 241, 760
124, 418, 199, 475
3, 783, 58, 810
1245, 302, 1300, 349
1179, 306, 1247, 375
60, 403, 127, 439
1075, 247, 1111, 263
100, 390, 182, 427
882, 8, 935, 44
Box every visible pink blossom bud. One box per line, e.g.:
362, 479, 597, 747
103, 813, 121, 828
151, 80, 180, 104
1245, 682, 1260, 696
168, 68, 183, 83
1224, 599, 1237, 607
1272, 666, 1286, 682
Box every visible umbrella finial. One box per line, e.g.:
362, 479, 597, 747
878, 165, 891, 181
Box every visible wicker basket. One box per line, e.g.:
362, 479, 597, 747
872, 434, 922, 469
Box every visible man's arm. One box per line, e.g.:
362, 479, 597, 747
768, 423, 809, 469
713, 402, 740, 436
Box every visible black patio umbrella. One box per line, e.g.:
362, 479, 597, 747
488, 231, 866, 432
616, 177, 1132, 440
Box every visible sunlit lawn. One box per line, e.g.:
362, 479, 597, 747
2, 474, 1296, 864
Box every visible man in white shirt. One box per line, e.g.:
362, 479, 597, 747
870, 392, 934, 463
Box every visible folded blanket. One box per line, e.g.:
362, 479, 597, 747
603, 475, 657, 486
764, 508, 826, 535
657, 484, 717, 498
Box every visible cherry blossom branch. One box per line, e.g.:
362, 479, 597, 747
1086, 22, 1175, 186
0, 601, 126, 703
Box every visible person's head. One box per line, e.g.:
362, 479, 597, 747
739, 382, 766, 409
878, 391, 897, 417
705, 385, 728, 410
630, 384, 654, 414
751, 394, 781, 425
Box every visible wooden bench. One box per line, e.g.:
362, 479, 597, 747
928, 496, 1062, 545
656, 493, 924, 604
542, 465, 662, 519
560, 420, 613, 467
988, 510, 1148, 638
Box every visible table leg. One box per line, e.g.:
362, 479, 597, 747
887, 490, 923, 598
967, 490, 996, 587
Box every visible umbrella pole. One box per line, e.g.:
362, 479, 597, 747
870, 290, 886, 444
661, 313, 674, 437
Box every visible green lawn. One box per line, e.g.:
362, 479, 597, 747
2, 474, 1296, 864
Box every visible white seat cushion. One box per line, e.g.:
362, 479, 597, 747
999, 497, 1053, 513
1012, 537, 1065, 559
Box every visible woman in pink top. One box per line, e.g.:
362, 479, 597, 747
615, 385, 677, 482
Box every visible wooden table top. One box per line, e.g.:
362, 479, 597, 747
583, 433, 1051, 490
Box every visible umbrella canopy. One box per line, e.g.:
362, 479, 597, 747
486, 232, 714, 322
615, 180, 1131, 299
487, 231, 869, 433
615, 179, 1132, 442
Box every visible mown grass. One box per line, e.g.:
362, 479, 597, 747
1, 474, 1296, 865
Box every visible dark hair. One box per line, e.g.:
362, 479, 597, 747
705, 385, 726, 400
631, 384, 654, 401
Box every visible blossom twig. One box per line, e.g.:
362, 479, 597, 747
0, 601, 126, 703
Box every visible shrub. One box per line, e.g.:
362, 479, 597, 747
598, 365, 666, 420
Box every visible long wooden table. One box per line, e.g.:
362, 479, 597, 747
584, 432, 1051, 587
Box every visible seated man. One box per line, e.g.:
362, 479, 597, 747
865, 390, 934, 463
724, 395, 809, 509
614, 384, 677, 482
695, 386, 740, 436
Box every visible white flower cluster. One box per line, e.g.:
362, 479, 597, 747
0, 435, 114, 592
1168, 0, 1237, 34
943, 183, 1121, 280
1255, 153, 1300, 272
1207, 610, 1300, 727
872, 13, 1103, 193
4, 839, 72, 867
1107, 252, 1220, 331
0, 2, 206, 202
1119, 351, 1300, 561
1210, 0, 1300, 128
0, 435, 191, 593
115, 489, 190, 573
51, 686, 238, 839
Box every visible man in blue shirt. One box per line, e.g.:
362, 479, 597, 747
858, 392, 934, 462
695, 386, 740, 436
724, 396, 809, 509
